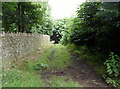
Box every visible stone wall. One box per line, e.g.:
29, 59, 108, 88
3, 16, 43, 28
0, 33, 50, 60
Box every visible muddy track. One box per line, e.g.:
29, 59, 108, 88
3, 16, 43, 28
41, 48, 113, 88
41, 45, 56, 87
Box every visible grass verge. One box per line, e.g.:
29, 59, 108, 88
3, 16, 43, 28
2, 68, 44, 87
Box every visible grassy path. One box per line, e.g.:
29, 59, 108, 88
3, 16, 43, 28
2, 44, 112, 88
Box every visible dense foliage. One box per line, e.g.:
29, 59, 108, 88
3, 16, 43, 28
0, 2, 2, 30
50, 17, 74, 44
51, 18, 69, 43
2, 2, 52, 34
61, 2, 120, 54
60, 2, 120, 88
104, 52, 120, 87
70, 2, 120, 54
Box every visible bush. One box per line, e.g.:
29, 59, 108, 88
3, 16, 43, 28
104, 52, 120, 77
104, 52, 120, 87
66, 2, 120, 54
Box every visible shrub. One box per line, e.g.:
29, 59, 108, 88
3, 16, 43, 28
104, 52, 120, 77
104, 52, 120, 87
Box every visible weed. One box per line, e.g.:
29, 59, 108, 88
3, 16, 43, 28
34, 63, 48, 70
104, 52, 120, 88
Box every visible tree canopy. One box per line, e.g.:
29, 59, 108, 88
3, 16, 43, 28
2, 2, 52, 34
61, 2, 120, 55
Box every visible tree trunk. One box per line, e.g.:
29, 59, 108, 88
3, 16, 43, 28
18, 2, 21, 32
17, 2, 25, 32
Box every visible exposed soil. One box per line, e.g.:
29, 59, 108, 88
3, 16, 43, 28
41, 49, 113, 88
12, 45, 113, 88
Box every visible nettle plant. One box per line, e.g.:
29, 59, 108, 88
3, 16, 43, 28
104, 52, 120, 87
104, 52, 120, 77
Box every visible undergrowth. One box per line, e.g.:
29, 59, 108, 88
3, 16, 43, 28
67, 43, 106, 75
104, 52, 120, 88
67, 43, 120, 89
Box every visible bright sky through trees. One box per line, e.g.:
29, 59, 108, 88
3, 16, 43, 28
48, 0, 85, 19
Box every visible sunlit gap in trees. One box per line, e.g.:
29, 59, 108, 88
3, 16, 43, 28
48, 0, 85, 19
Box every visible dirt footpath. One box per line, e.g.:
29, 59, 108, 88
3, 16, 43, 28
41, 50, 113, 88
